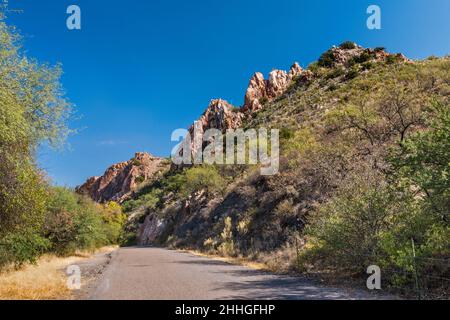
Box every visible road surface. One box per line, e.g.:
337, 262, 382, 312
87, 247, 390, 300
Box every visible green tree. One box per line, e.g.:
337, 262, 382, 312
0, 14, 73, 266
391, 101, 450, 219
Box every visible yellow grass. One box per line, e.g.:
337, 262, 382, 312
0, 246, 116, 300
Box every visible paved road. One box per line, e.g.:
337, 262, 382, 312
88, 247, 389, 300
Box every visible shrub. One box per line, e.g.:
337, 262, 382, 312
203, 237, 218, 252
301, 103, 450, 291
348, 52, 372, 66
339, 41, 357, 50
325, 67, 345, 79
307, 61, 321, 73
101, 202, 127, 244
345, 67, 359, 80
0, 233, 50, 268
390, 101, 450, 217
259, 96, 269, 105
44, 188, 125, 255
122, 189, 162, 213
386, 54, 401, 64
164, 173, 187, 193
181, 166, 226, 196
131, 158, 142, 166
134, 176, 145, 184
318, 49, 336, 68
237, 218, 251, 236
282, 128, 318, 160
361, 61, 375, 71
280, 127, 295, 140
218, 217, 235, 256
275, 199, 296, 218
304, 175, 401, 272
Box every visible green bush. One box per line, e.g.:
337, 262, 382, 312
122, 188, 162, 213
361, 61, 375, 71
181, 166, 226, 196
307, 61, 321, 73
339, 41, 357, 50
0, 233, 50, 268
318, 49, 336, 68
279, 127, 295, 140
345, 67, 359, 80
326, 67, 345, 79
259, 96, 269, 105
134, 176, 145, 184
304, 175, 402, 271
390, 101, 450, 218
44, 188, 126, 255
348, 52, 372, 66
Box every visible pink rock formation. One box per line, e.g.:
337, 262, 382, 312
243, 62, 304, 112
76, 152, 166, 203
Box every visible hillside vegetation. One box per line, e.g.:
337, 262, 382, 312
124, 44, 449, 298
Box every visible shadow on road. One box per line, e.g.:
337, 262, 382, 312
171, 254, 372, 300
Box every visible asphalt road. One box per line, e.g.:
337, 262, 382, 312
88, 247, 389, 300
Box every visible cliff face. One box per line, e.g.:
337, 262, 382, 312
76, 152, 167, 203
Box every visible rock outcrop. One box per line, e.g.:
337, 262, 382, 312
320, 43, 411, 68
179, 63, 308, 160
243, 62, 304, 112
182, 99, 244, 160
76, 152, 167, 203
137, 213, 166, 245
190, 98, 244, 133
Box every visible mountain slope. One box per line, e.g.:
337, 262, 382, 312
85, 42, 450, 297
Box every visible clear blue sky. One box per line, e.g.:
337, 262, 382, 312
6, 0, 450, 187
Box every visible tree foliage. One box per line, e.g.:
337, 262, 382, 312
0, 14, 79, 267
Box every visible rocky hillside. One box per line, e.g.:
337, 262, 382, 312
82, 42, 449, 297
124, 43, 418, 244
76, 152, 168, 203
82, 44, 409, 205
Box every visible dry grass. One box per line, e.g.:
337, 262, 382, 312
0, 246, 116, 300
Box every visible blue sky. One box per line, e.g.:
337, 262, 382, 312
6, 0, 450, 187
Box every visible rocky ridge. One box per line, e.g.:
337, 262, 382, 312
78, 43, 410, 204
76, 152, 167, 203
